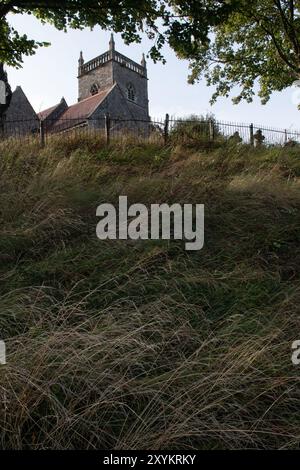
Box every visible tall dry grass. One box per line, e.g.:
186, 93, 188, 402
1, 135, 300, 449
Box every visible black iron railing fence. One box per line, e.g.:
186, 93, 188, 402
1, 113, 300, 148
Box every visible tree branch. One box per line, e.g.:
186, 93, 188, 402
248, 6, 300, 73
273, 0, 300, 56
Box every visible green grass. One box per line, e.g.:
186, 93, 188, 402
1, 135, 300, 449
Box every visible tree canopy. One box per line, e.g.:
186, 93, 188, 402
0, 1, 236, 67
0, 1, 299, 105
184, 0, 300, 104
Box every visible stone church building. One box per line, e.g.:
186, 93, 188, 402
2, 35, 150, 136
38, 34, 150, 133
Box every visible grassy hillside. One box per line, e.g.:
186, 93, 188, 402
1, 134, 300, 449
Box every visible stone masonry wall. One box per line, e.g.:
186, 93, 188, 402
78, 61, 114, 101
89, 85, 150, 135
112, 61, 149, 120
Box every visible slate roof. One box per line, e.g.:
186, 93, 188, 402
37, 103, 59, 121
51, 86, 114, 132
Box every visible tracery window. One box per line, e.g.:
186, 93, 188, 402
127, 83, 136, 102
90, 83, 99, 96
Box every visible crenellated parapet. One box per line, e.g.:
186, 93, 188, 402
78, 44, 147, 79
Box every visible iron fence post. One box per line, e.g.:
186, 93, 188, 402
249, 123, 254, 146
209, 119, 215, 141
105, 113, 111, 145
164, 113, 170, 145
39, 119, 45, 147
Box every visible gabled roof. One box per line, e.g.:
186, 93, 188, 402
5, 86, 38, 123
38, 97, 68, 121
52, 86, 114, 132
38, 104, 59, 121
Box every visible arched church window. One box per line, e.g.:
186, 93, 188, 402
90, 83, 99, 96
127, 84, 136, 102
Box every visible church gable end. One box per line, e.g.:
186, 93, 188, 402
5, 86, 39, 135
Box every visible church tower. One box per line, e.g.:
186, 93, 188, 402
77, 35, 149, 119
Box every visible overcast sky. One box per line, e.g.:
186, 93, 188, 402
6, 13, 300, 130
